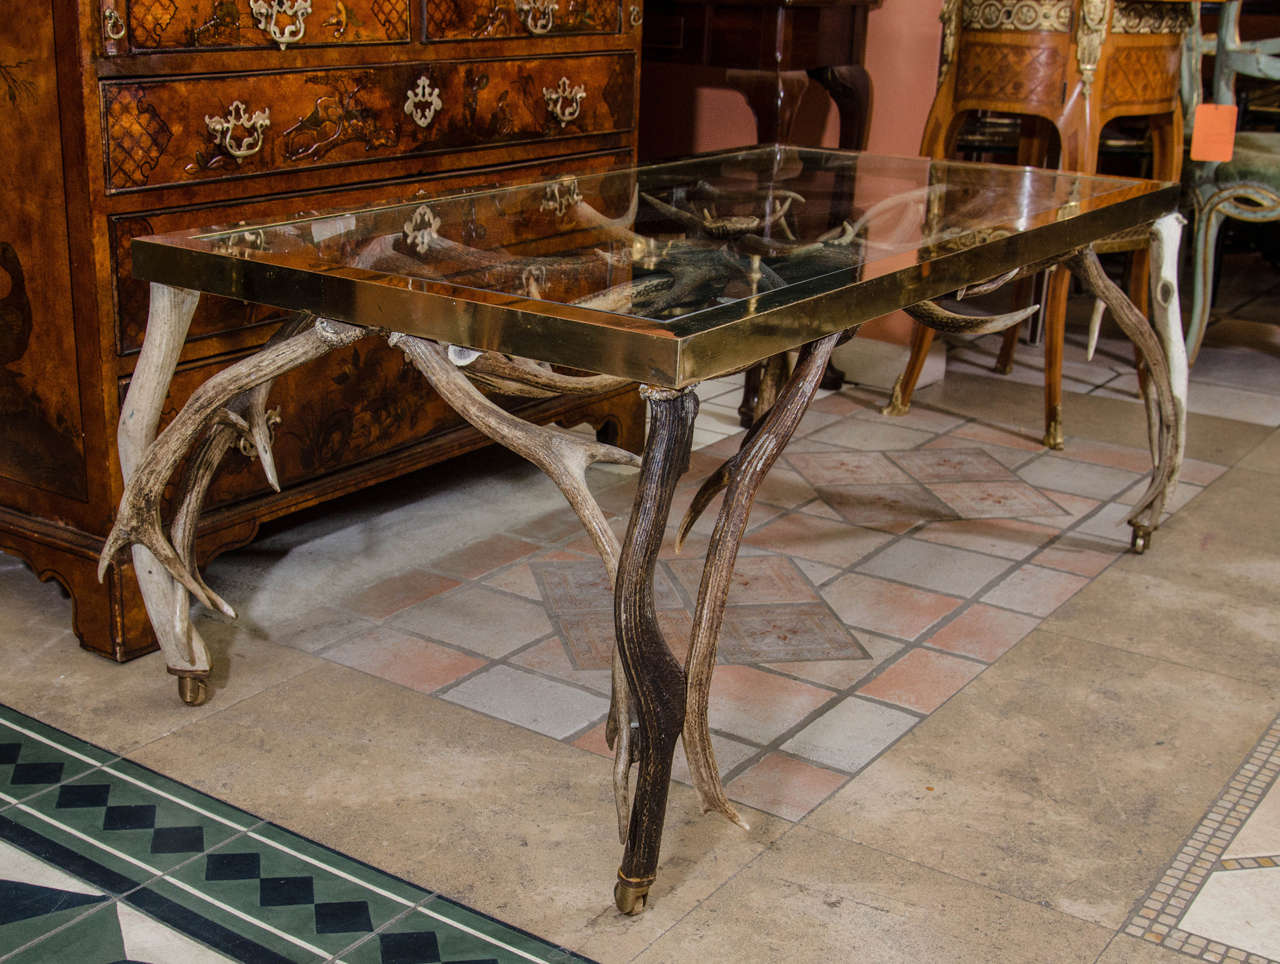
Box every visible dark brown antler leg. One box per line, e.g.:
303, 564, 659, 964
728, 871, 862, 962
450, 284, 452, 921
613, 386, 698, 915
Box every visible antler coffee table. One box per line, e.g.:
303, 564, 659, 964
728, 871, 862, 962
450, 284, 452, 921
100, 146, 1187, 914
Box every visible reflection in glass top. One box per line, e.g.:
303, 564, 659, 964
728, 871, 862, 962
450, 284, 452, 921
197, 147, 1162, 325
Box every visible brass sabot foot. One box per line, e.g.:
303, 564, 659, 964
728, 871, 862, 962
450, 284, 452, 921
615, 874, 652, 915
880, 374, 911, 417
1043, 413, 1064, 450
169, 668, 211, 706
1129, 523, 1151, 555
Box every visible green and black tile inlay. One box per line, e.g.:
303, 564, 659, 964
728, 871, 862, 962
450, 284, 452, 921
0, 703, 592, 963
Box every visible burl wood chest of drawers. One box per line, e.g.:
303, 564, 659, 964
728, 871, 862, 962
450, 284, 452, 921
1, 0, 644, 660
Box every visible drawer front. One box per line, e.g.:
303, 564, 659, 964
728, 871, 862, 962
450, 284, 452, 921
102, 53, 635, 193
104, 0, 409, 53
422, 0, 623, 42
111, 150, 632, 354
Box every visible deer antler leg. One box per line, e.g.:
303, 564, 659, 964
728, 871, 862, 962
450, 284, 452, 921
1065, 226, 1185, 552
904, 300, 1040, 336
387, 334, 642, 837
682, 332, 840, 829
612, 386, 698, 914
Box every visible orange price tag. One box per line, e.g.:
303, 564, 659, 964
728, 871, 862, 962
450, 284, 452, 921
1190, 104, 1238, 162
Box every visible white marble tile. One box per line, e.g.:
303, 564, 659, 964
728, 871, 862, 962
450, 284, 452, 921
1179, 868, 1280, 960
441, 664, 608, 740
781, 696, 918, 773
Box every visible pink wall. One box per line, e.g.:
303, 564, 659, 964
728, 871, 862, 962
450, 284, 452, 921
637, 0, 944, 341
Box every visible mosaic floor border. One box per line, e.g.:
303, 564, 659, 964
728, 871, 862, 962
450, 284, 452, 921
0, 703, 593, 963
1124, 712, 1280, 964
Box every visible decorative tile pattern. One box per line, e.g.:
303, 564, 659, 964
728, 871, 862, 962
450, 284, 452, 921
0, 704, 587, 963
1124, 713, 1280, 964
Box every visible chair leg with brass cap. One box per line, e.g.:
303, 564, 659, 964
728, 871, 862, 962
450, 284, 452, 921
614, 873, 653, 915
170, 669, 210, 706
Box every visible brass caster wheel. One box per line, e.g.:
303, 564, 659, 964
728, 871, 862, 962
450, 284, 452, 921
176, 676, 209, 706
614, 877, 651, 915
1129, 524, 1151, 555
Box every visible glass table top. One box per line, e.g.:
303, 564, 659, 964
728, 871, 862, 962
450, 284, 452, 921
132, 146, 1178, 386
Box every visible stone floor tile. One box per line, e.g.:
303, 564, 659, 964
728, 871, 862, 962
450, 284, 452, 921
804, 630, 1279, 930
1176, 868, 1280, 960
1224, 781, 1280, 859
1027, 488, 1101, 525
342, 569, 461, 620
572, 722, 758, 791
555, 609, 692, 672
818, 483, 959, 528
783, 450, 912, 487
886, 448, 1016, 483
322, 625, 487, 693
1094, 935, 1198, 963
1056, 438, 1159, 474
926, 480, 1066, 519
857, 403, 965, 435
442, 664, 608, 740
664, 555, 819, 607
822, 572, 963, 640
1238, 427, 1280, 475
636, 825, 1114, 964
389, 585, 553, 658
1071, 501, 1138, 545
781, 696, 917, 773
260, 605, 378, 654
706, 665, 836, 745
743, 512, 894, 567
980, 564, 1089, 617
856, 538, 1012, 597
1177, 456, 1230, 486
753, 466, 820, 508
125, 664, 790, 963
725, 753, 849, 822
533, 558, 682, 614
857, 648, 985, 714
914, 517, 1060, 560
1116, 478, 1203, 514
1044, 566, 1280, 689
925, 603, 1040, 662
920, 434, 1040, 470
945, 420, 1046, 452
427, 534, 540, 580
1018, 454, 1143, 500
697, 401, 745, 435
807, 418, 938, 451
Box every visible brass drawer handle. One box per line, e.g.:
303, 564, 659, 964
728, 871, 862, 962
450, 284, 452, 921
103, 6, 127, 40
404, 75, 444, 129
515, 0, 558, 34
205, 101, 272, 160
629, 4, 642, 27
250, 0, 312, 50
543, 77, 586, 128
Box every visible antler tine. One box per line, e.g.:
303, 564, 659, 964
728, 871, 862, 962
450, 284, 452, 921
100, 504, 219, 609
682, 333, 840, 829
675, 416, 769, 551
905, 300, 1040, 336
466, 353, 633, 398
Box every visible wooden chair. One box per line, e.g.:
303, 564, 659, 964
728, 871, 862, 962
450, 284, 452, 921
885, 0, 1190, 448
1184, 0, 1280, 362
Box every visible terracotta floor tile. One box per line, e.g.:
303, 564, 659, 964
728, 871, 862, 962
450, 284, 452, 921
571, 720, 611, 757
856, 538, 1013, 597
781, 696, 918, 773
857, 648, 984, 714
821, 572, 963, 640
664, 555, 819, 607
921, 434, 1040, 470
981, 564, 1090, 617
926, 480, 1066, 519
855, 404, 965, 435
1026, 488, 1100, 524
818, 483, 959, 528
743, 512, 894, 568
925, 603, 1040, 662
1178, 457, 1229, 486
946, 421, 1045, 452
914, 518, 1059, 560
483, 563, 542, 600
726, 752, 849, 822
508, 505, 589, 545
809, 392, 868, 416
784, 451, 912, 487
754, 466, 820, 508
1032, 540, 1122, 578
342, 569, 460, 620
887, 448, 1016, 483
323, 626, 487, 693
509, 636, 613, 695
1053, 439, 1156, 474
429, 533, 540, 579
707, 665, 836, 744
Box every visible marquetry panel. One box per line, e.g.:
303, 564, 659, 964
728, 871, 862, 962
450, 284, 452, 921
101, 53, 634, 193
422, 0, 622, 42
955, 41, 1065, 110
1099, 44, 1181, 110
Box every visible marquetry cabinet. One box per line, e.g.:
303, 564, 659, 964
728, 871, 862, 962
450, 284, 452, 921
0, 0, 644, 660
